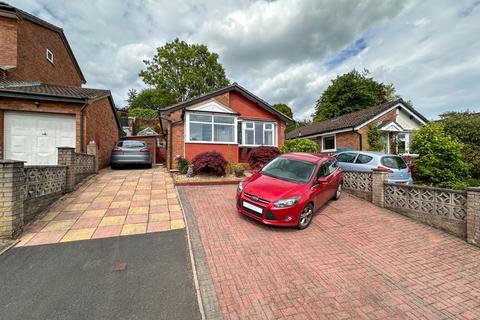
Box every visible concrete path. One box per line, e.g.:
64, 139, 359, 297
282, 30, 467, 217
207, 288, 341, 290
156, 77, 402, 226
180, 185, 480, 320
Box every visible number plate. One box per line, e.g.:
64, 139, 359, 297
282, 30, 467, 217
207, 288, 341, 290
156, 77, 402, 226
243, 201, 263, 214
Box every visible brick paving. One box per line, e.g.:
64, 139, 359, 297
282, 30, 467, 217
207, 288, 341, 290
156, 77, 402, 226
180, 185, 480, 320
17, 166, 185, 247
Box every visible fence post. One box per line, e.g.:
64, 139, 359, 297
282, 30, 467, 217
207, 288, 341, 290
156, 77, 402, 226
86, 140, 99, 173
0, 160, 25, 238
466, 187, 480, 246
372, 169, 389, 207
57, 147, 76, 192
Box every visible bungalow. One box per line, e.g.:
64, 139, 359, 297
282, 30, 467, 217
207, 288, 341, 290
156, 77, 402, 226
286, 99, 428, 154
159, 83, 294, 169
0, 2, 120, 168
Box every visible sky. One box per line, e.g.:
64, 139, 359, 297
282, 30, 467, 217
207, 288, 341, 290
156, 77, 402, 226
10, 0, 480, 120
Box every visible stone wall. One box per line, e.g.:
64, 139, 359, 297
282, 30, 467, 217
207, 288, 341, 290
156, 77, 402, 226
342, 169, 480, 246
75, 153, 96, 184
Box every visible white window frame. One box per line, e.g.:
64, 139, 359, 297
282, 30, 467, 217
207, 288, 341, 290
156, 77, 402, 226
241, 120, 277, 147
321, 134, 336, 152
397, 132, 410, 154
46, 49, 54, 64
185, 112, 237, 144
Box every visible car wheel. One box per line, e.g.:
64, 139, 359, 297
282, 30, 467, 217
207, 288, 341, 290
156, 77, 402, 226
296, 203, 314, 230
146, 163, 152, 169
333, 183, 342, 201
111, 164, 118, 170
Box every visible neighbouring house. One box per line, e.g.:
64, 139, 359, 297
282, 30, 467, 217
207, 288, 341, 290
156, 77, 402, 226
0, 2, 120, 168
159, 83, 294, 169
286, 99, 428, 154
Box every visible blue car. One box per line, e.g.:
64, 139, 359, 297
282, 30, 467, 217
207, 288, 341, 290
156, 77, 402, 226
334, 151, 413, 185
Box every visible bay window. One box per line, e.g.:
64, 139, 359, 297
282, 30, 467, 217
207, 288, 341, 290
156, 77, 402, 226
187, 113, 236, 143
242, 121, 276, 146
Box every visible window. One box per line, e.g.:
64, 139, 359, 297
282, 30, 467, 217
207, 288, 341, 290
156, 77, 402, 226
261, 157, 316, 184
336, 152, 357, 163
243, 121, 276, 146
46, 49, 54, 63
322, 135, 335, 151
381, 156, 407, 169
355, 154, 373, 164
317, 160, 338, 179
187, 113, 236, 143
118, 141, 146, 148
397, 132, 410, 154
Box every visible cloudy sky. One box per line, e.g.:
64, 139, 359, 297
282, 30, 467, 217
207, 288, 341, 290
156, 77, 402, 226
11, 0, 480, 120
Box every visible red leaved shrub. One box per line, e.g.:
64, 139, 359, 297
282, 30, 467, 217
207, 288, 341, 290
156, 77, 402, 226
192, 151, 228, 176
248, 147, 280, 170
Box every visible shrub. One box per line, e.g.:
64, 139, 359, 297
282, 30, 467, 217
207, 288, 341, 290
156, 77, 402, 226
128, 107, 158, 120
367, 125, 383, 151
248, 147, 280, 170
175, 155, 189, 174
280, 139, 318, 153
410, 123, 471, 187
192, 151, 228, 176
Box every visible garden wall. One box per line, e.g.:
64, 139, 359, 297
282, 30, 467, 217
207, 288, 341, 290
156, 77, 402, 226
342, 169, 480, 247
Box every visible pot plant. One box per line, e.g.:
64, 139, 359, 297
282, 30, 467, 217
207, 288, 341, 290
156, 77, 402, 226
233, 163, 245, 177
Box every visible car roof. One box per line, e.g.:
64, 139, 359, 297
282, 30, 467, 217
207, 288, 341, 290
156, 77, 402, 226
337, 150, 399, 157
282, 152, 335, 163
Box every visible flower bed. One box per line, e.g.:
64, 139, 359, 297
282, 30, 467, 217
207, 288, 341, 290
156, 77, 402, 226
172, 171, 252, 186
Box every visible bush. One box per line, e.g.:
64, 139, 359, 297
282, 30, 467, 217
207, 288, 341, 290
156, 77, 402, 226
280, 139, 318, 153
128, 107, 158, 120
248, 147, 280, 170
192, 151, 228, 176
175, 156, 189, 174
367, 125, 383, 151
410, 123, 471, 187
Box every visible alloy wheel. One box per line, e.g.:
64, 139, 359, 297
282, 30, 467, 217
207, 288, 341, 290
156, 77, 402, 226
299, 205, 313, 227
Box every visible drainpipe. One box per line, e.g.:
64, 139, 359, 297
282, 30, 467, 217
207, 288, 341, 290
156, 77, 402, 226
356, 131, 363, 150
80, 98, 90, 153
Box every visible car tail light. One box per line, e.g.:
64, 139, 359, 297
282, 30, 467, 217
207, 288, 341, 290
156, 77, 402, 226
376, 165, 394, 173
407, 166, 412, 173
112, 147, 122, 152
139, 148, 149, 153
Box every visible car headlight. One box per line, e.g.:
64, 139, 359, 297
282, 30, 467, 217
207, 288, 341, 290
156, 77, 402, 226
237, 181, 244, 193
273, 196, 300, 208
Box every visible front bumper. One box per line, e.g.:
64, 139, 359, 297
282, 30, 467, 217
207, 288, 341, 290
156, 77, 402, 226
236, 192, 301, 227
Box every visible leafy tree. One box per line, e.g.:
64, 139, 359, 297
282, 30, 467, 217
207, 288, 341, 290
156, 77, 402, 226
139, 38, 229, 103
126, 88, 138, 107
367, 125, 383, 151
440, 111, 480, 178
313, 69, 397, 121
410, 123, 471, 188
280, 139, 319, 153
272, 103, 293, 119
128, 107, 158, 120
129, 88, 176, 110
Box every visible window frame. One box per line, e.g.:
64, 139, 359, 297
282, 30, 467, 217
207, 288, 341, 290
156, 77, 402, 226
185, 112, 237, 144
321, 134, 336, 152
46, 49, 54, 64
241, 120, 277, 147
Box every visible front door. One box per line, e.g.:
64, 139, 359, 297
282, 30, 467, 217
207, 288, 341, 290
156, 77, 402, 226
4, 111, 76, 165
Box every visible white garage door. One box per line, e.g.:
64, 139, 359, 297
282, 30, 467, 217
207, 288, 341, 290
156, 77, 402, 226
4, 111, 76, 165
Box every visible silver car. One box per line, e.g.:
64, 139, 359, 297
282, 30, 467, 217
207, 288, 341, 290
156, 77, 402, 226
111, 140, 151, 168
334, 151, 413, 185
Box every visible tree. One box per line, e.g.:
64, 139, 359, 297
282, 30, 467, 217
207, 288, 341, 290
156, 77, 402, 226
126, 89, 138, 107
313, 69, 397, 121
139, 38, 229, 103
440, 111, 480, 178
129, 88, 176, 110
272, 103, 293, 119
410, 123, 471, 188
128, 107, 158, 120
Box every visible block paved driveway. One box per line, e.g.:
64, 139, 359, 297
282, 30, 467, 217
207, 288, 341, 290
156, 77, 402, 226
17, 166, 185, 246
180, 185, 480, 320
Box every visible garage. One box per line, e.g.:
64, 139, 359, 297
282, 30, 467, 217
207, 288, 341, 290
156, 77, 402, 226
4, 111, 75, 165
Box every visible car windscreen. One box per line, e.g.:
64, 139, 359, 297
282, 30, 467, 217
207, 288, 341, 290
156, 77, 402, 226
119, 141, 146, 148
260, 157, 316, 184
381, 156, 407, 169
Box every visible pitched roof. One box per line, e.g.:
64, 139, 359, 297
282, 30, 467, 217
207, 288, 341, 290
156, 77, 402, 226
286, 99, 428, 139
159, 83, 295, 124
0, 81, 110, 101
0, 2, 86, 83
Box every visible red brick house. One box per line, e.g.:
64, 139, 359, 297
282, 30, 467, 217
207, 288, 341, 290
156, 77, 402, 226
0, 2, 120, 168
286, 99, 428, 154
159, 83, 294, 169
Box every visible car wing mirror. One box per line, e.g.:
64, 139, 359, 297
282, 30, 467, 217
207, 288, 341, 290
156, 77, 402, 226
317, 177, 328, 184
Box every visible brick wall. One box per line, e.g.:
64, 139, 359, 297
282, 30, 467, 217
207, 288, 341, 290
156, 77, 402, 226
0, 99, 82, 158
358, 109, 398, 150
0, 16, 17, 68
84, 97, 120, 168
6, 18, 83, 86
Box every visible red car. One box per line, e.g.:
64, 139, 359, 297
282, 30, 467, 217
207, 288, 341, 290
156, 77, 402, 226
236, 153, 343, 229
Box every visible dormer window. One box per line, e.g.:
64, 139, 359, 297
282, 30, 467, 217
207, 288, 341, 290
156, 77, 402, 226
46, 49, 54, 63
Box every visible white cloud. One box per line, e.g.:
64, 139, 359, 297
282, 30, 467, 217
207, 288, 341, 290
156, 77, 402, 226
9, 0, 480, 118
